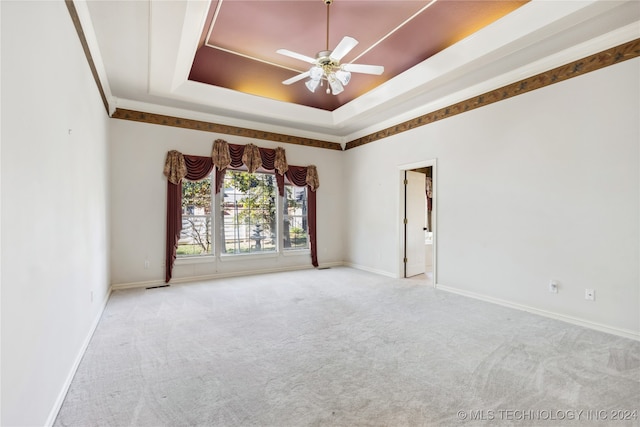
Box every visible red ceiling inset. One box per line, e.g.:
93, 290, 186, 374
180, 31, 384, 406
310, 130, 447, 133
189, 0, 529, 111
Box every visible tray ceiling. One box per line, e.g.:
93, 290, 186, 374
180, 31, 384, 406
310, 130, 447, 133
189, 0, 527, 111
81, 0, 640, 141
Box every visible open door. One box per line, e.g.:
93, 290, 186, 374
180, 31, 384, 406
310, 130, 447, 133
404, 170, 426, 277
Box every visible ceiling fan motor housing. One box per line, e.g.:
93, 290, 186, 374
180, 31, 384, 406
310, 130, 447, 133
316, 50, 341, 77
317, 51, 335, 65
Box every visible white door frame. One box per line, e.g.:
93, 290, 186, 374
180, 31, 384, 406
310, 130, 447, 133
398, 159, 437, 285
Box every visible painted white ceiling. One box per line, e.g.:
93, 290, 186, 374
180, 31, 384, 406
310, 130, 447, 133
79, 0, 639, 144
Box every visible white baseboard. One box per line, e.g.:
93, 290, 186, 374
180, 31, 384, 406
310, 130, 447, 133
112, 262, 345, 290
435, 283, 640, 341
112, 278, 167, 290
316, 261, 345, 269
345, 262, 398, 278
45, 286, 113, 427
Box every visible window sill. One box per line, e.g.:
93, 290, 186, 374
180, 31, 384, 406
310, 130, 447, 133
175, 249, 310, 265
175, 255, 216, 265
282, 249, 311, 257
219, 252, 279, 262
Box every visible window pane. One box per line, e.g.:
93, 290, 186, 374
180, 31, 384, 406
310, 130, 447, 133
179, 177, 213, 256
222, 171, 277, 254
284, 185, 308, 250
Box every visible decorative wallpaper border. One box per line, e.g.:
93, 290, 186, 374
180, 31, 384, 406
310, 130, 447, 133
345, 38, 640, 150
111, 109, 343, 151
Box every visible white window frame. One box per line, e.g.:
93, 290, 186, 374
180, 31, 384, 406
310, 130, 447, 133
177, 170, 310, 263
283, 184, 310, 252
176, 175, 215, 258
218, 171, 279, 257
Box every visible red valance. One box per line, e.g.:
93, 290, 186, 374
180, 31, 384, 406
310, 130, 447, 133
215, 144, 294, 196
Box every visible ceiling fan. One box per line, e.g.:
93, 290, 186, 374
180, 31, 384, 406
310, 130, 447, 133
276, 0, 384, 95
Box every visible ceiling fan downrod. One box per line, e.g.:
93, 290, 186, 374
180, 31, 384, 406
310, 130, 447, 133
324, 0, 333, 92
325, 0, 332, 51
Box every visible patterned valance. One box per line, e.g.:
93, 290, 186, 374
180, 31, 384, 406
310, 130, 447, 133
210, 141, 319, 196
210, 139, 289, 176
163, 140, 319, 192
242, 144, 262, 173
275, 147, 288, 175
211, 139, 231, 170
306, 165, 319, 192
163, 150, 187, 185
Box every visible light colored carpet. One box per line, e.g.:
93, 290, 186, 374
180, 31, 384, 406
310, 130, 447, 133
55, 267, 639, 426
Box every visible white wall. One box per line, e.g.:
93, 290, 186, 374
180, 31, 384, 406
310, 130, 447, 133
1, 2, 110, 426
344, 59, 640, 337
109, 119, 345, 286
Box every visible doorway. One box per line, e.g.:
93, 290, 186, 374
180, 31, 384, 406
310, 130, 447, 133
399, 160, 436, 285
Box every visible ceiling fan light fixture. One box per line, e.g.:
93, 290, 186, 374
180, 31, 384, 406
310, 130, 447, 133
305, 79, 321, 93
328, 74, 344, 95
309, 65, 323, 81
335, 69, 351, 86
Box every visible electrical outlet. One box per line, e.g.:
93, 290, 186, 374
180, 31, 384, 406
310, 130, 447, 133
549, 280, 558, 293
585, 289, 595, 301
144, 259, 150, 269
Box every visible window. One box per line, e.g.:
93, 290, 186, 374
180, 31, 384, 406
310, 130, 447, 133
177, 169, 309, 258
178, 176, 213, 256
221, 171, 276, 254
284, 185, 308, 250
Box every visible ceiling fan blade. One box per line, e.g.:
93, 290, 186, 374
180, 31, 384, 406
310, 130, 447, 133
342, 63, 384, 75
330, 36, 358, 61
276, 49, 316, 64
282, 71, 311, 85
